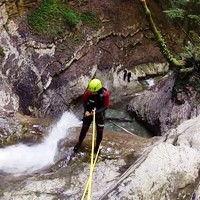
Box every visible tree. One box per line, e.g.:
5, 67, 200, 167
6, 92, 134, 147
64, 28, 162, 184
163, 0, 200, 60
163, 0, 200, 33
139, 0, 183, 69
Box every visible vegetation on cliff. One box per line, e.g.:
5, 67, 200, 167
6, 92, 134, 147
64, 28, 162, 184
140, 0, 199, 70
140, 0, 182, 68
163, 0, 200, 60
28, 0, 99, 37
0, 47, 5, 58
163, 0, 200, 31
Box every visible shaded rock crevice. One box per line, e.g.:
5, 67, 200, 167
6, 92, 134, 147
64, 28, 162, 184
128, 72, 176, 135
128, 63, 200, 136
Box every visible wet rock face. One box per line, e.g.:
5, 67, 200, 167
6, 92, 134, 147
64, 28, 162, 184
0, 110, 19, 146
128, 73, 176, 135
0, 111, 49, 147
0, 129, 152, 199
100, 116, 200, 200
1, 115, 200, 200
0, 77, 19, 112
0, 0, 180, 117
128, 72, 200, 135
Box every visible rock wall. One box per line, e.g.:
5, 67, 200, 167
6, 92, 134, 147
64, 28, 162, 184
4, 0, 39, 17
0, 0, 183, 117
128, 71, 200, 135
100, 115, 200, 200
1, 108, 200, 200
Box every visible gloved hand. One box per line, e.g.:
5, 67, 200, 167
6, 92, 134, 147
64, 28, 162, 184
85, 111, 92, 117
85, 109, 96, 117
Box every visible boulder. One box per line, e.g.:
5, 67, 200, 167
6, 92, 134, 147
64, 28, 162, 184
100, 115, 200, 200
128, 72, 200, 135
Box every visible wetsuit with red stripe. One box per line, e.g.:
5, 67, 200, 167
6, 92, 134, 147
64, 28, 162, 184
83, 88, 110, 115
74, 87, 110, 153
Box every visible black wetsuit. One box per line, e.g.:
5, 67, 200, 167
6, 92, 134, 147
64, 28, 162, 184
74, 88, 110, 153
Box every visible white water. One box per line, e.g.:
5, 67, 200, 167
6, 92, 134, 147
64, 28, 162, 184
0, 112, 81, 174
146, 78, 155, 87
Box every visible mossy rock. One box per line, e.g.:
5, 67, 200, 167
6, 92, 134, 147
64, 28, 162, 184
80, 11, 100, 29
28, 0, 80, 37
0, 47, 5, 58
28, 0, 100, 37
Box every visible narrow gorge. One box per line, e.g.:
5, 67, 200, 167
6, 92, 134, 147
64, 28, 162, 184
0, 0, 200, 199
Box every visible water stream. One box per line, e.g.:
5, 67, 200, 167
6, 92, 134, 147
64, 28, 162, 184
0, 112, 81, 174
0, 108, 150, 175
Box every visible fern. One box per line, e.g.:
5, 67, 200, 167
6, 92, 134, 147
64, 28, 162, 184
164, 0, 200, 26
188, 15, 200, 25
164, 9, 185, 20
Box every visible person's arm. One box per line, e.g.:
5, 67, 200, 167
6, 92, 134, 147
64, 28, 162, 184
83, 90, 93, 117
83, 90, 90, 110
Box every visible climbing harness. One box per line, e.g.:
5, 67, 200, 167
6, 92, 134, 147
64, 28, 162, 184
81, 109, 100, 200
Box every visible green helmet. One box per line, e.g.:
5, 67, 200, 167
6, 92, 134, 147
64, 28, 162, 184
87, 79, 103, 93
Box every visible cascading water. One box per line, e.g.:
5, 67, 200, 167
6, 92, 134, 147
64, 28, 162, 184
0, 112, 81, 174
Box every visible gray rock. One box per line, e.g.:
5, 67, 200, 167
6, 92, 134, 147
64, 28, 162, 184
100, 115, 200, 200
128, 73, 176, 135
0, 1, 169, 117
128, 72, 200, 135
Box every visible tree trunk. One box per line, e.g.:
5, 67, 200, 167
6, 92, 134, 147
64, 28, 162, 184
140, 0, 183, 69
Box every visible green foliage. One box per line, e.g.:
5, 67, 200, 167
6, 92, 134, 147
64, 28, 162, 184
164, 0, 200, 28
188, 14, 200, 25
28, 0, 80, 36
171, 0, 189, 7
80, 12, 100, 28
163, 0, 200, 60
28, 0, 99, 37
0, 47, 5, 58
164, 8, 185, 20
28, 0, 100, 36
63, 9, 80, 28
182, 41, 200, 60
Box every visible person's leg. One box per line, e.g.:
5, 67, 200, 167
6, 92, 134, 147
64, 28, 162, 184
74, 116, 92, 152
95, 124, 104, 153
95, 114, 105, 153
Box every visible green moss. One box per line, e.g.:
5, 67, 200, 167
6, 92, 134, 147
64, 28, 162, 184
28, 0, 100, 37
0, 47, 5, 57
80, 11, 100, 28
63, 9, 80, 28
28, 0, 80, 37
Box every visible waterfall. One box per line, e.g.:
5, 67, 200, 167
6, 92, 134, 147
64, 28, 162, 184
0, 112, 81, 174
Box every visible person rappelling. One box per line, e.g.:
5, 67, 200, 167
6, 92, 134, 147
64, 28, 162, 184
73, 78, 110, 154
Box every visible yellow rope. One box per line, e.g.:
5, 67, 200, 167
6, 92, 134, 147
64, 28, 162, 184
81, 109, 100, 200
81, 148, 100, 200
87, 109, 96, 200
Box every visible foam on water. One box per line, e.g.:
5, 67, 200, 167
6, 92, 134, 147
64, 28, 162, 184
146, 78, 155, 87
0, 112, 81, 174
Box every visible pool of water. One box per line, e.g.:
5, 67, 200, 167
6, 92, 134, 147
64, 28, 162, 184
105, 109, 151, 138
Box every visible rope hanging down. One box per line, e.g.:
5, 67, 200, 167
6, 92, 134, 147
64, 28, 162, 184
81, 109, 100, 200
